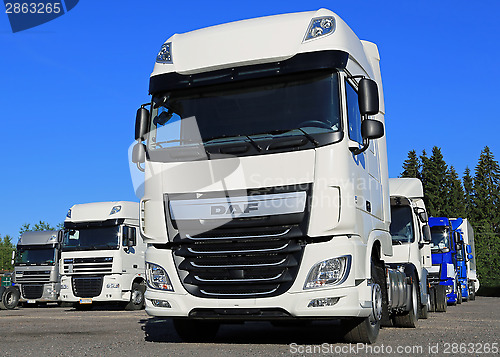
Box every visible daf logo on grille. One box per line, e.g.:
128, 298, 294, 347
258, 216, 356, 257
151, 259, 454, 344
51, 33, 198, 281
210, 202, 259, 215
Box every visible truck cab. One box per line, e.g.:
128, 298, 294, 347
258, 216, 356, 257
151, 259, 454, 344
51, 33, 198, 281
60, 201, 146, 310
386, 178, 433, 322
132, 9, 414, 344
14, 230, 62, 305
428, 217, 458, 305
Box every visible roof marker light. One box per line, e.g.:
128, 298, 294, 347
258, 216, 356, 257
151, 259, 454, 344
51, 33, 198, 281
156, 42, 173, 64
110, 205, 122, 215
303, 16, 335, 42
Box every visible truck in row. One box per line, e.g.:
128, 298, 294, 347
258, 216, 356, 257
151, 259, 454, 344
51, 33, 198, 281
129, 8, 479, 344
7, 201, 146, 310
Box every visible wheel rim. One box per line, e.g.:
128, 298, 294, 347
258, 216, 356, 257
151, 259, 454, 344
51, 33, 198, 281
131, 290, 143, 305
6, 292, 14, 306
370, 283, 383, 325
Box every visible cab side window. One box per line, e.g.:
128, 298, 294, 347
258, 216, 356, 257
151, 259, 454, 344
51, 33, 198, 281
346, 81, 362, 144
122, 226, 137, 246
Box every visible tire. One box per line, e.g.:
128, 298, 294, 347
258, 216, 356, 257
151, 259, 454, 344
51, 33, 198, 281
428, 287, 436, 312
393, 274, 419, 327
435, 285, 447, 312
125, 282, 146, 311
420, 290, 430, 319
457, 288, 462, 304
469, 286, 476, 301
173, 319, 220, 342
343, 261, 383, 344
0, 286, 20, 310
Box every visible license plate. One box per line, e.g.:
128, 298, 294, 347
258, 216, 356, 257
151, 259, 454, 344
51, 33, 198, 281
27, 300, 36, 304
79, 298, 92, 304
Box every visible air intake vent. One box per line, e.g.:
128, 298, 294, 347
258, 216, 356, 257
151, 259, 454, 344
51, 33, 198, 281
72, 276, 103, 298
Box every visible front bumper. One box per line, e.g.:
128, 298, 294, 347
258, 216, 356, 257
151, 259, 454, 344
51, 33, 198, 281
59, 274, 130, 303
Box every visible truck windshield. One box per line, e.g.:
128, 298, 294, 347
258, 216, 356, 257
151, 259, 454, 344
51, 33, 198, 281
430, 227, 451, 252
390, 205, 415, 244
148, 72, 340, 152
62, 226, 120, 251
15, 247, 55, 265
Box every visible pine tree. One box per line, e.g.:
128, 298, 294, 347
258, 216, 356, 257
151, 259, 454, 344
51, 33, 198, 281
0, 235, 15, 271
472, 146, 500, 289
446, 166, 465, 218
463, 167, 474, 218
421, 147, 448, 216
400, 150, 420, 178
473, 146, 500, 232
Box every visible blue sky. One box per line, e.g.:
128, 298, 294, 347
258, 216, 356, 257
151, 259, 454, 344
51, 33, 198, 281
1, 1, 499, 239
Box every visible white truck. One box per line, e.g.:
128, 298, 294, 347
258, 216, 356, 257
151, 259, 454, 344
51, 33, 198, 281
13, 230, 62, 306
387, 178, 434, 325
453, 218, 479, 300
132, 9, 414, 343
60, 201, 146, 310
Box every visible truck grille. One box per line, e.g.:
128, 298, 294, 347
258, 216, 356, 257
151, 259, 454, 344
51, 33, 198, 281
63, 257, 113, 275
72, 276, 103, 297
173, 226, 304, 298
22, 284, 44, 299
16, 270, 51, 284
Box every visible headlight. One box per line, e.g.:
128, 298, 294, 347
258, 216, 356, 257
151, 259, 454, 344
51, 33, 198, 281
146, 262, 174, 291
445, 285, 453, 294
304, 256, 351, 289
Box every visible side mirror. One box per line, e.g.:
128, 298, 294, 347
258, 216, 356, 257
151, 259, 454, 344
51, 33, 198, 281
422, 224, 432, 243
11, 250, 15, 265
132, 143, 146, 164
361, 119, 384, 140
135, 107, 150, 141
418, 211, 429, 223
127, 237, 134, 247
467, 254, 473, 260
358, 78, 379, 116
466, 244, 472, 254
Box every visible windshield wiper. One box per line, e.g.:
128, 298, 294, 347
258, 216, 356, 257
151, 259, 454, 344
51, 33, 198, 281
204, 135, 262, 151
297, 128, 319, 146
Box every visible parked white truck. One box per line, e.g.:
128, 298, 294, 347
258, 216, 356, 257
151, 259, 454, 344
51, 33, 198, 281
132, 9, 414, 343
387, 178, 434, 324
13, 230, 62, 306
60, 201, 146, 310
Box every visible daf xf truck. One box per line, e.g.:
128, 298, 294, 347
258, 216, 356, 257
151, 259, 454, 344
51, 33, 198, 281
386, 178, 433, 325
132, 9, 414, 343
60, 201, 146, 310
429, 217, 458, 306
13, 230, 62, 307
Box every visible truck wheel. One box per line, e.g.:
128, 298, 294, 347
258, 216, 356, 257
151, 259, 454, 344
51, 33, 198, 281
457, 288, 462, 304
435, 285, 447, 312
469, 286, 476, 301
343, 261, 383, 344
393, 274, 419, 327
428, 287, 436, 312
125, 282, 145, 311
173, 319, 220, 342
0, 286, 20, 310
420, 291, 430, 319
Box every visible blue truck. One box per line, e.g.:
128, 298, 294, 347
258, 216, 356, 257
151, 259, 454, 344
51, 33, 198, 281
428, 217, 459, 306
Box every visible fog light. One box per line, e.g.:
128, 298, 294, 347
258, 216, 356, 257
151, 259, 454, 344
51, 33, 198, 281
150, 299, 171, 308
445, 285, 453, 294
308, 297, 339, 308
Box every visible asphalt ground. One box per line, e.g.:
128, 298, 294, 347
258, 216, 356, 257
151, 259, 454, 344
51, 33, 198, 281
1, 296, 499, 356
